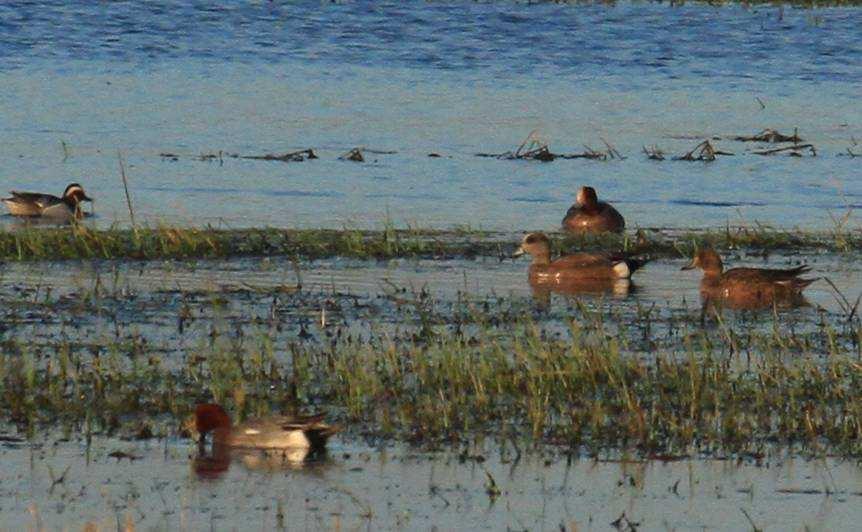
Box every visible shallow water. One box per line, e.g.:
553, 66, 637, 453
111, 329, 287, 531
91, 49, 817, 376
1, 2, 861, 230
1, 251, 859, 361
1, 248, 858, 308
4, 435, 862, 531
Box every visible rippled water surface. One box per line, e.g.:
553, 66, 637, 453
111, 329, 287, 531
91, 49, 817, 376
1, 1, 860, 230
4, 436, 862, 531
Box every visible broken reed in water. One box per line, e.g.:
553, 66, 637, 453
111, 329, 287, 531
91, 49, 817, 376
0, 224, 859, 262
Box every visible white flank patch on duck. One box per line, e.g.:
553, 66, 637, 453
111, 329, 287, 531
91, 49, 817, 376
612, 261, 631, 279
40, 202, 75, 220
281, 430, 311, 448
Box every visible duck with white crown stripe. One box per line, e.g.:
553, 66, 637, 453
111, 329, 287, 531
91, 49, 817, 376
2, 182, 93, 221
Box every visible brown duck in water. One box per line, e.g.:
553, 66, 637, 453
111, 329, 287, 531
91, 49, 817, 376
681, 249, 816, 310
514, 232, 646, 295
562, 186, 625, 234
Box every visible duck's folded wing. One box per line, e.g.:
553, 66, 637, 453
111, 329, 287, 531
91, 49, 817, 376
278, 413, 339, 445
724, 266, 811, 282
9, 191, 59, 207
276, 412, 329, 430
551, 253, 612, 268
771, 265, 811, 278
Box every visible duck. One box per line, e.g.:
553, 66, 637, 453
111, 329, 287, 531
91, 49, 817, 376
681, 248, 816, 309
514, 232, 647, 290
562, 186, 625, 234
192, 403, 338, 451
2, 183, 92, 221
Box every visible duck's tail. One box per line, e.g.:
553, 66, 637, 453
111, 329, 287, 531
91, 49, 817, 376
793, 277, 818, 291
776, 275, 818, 292
306, 424, 340, 448
616, 255, 651, 278
284, 411, 340, 448
626, 256, 651, 275
783, 265, 812, 277
609, 255, 650, 279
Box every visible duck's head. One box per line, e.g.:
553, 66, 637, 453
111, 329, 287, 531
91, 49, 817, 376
62, 183, 93, 204
576, 186, 599, 209
681, 248, 723, 275
513, 232, 552, 263
193, 403, 232, 436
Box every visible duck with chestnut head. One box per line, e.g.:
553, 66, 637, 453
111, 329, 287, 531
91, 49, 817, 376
561, 186, 625, 234
681, 248, 816, 309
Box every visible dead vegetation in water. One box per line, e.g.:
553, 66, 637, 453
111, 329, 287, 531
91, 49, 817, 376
733, 128, 803, 143
160, 148, 318, 164
673, 140, 734, 161
242, 149, 318, 162
153, 126, 853, 165
752, 143, 817, 157
339, 148, 365, 162
839, 137, 859, 158
160, 146, 398, 164
727, 127, 817, 157
642, 145, 666, 160
476, 130, 624, 162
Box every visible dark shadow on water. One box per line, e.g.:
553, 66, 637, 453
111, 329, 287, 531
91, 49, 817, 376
507, 196, 555, 204
670, 199, 768, 208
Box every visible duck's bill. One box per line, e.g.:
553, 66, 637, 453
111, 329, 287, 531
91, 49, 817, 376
82, 195, 93, 202
680, 260, 696, 271
512, 246, 526, 258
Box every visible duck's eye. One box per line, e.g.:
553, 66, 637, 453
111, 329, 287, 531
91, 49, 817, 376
525, 235, 536, 244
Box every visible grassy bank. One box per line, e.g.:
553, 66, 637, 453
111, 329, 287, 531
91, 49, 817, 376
0, 223, 859, 262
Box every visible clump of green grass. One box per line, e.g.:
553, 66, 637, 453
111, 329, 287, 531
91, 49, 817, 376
0, 224, 502, 262
310, 321, 862, 457
0, 223, 859, 262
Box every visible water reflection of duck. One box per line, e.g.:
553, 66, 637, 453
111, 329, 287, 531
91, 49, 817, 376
562, 186, 625, 234
2, 183, 93, 221
529, 279, 634, 309
192, 403, 338, 450
514, 232, 647, 294
192, 444, 328, 479
681, 249, 816, 310
530, 278, 633, 303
